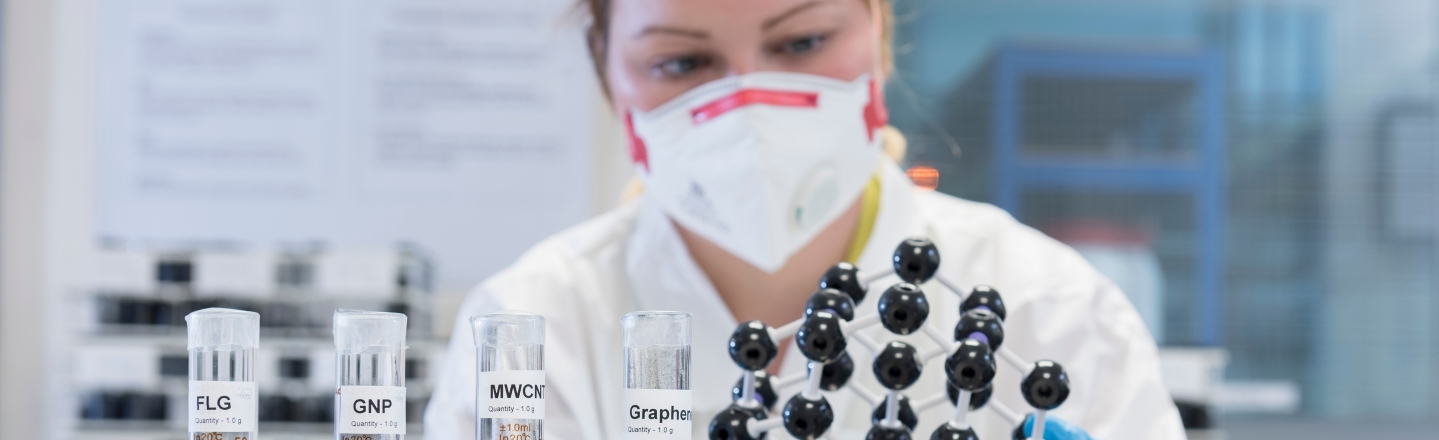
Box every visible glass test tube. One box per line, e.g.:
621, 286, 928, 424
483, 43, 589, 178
621, 311, 692, 440
474, 312, 546, 440
334, 309, 408, 440
187, 308, 260, 440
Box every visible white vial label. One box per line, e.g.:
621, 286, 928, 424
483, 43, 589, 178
478, 370, 546, 419
622, 389, 692, 439
338, 386, 407, 435
188, 381, 258, 432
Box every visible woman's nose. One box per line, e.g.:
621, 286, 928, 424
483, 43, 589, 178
724, 51, 767, 77
727, 61, 758, 77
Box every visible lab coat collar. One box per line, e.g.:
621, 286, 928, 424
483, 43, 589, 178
624, 196, 733, 324
624, 189, 741, 413
851, 158, 925, 276
621, 157, 922, 419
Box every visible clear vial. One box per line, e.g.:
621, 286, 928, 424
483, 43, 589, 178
623, 312, 691, 389
334, 309, 408, 440
187, 308, 260, 440
474, 312, 546, 440
622, 312, 692, 439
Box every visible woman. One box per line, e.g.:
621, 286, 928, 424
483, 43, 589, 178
426, 0, 1185, 439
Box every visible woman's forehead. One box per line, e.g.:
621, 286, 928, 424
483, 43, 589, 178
608, 0, 852, 36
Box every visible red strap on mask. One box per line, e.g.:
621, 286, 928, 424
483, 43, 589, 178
625, 112, 650, 173
863, 79, 888, 142
632, 79, 888, 171
690, 89, 819, 124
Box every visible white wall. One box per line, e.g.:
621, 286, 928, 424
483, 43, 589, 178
0, 1, 634, 438
1, 0, 68, 437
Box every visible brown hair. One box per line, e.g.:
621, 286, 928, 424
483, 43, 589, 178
577, 0, 897, 92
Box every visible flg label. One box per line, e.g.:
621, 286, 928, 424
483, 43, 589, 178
477, 370, 546, 419
338, 385, 407, 435
188, 381, 257, 432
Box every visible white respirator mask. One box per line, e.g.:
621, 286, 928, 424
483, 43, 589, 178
626, 72, 888, 273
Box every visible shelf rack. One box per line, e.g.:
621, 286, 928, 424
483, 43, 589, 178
975, 43, 1227, 345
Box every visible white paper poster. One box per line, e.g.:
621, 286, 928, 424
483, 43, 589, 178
96, 0, 596, 288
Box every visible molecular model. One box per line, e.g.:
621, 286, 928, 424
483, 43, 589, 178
709, 237, 1072, 440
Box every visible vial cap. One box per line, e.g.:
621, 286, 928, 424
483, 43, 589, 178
622, 311, 692, 348
472, 311, 545, 348
185, 308, 260, 350
333, 309, 408, 353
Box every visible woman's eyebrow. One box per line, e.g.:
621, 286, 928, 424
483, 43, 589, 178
635, 25, 709, 40
763, 0, 827, 31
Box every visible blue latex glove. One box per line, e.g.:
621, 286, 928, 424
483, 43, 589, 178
1019, 414, 1094, 440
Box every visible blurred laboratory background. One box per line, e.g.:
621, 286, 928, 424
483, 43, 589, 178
0, 0, 1436, 439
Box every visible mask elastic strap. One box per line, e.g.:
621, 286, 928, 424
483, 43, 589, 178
865, 0, 890, 142
624, 111, 651, 173
868, 0, 886, 81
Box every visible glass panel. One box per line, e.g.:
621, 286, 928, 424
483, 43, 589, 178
888, 0, 1439, 431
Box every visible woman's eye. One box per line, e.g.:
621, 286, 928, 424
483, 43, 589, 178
654, 56, 710, 78
776, 34, 829, 55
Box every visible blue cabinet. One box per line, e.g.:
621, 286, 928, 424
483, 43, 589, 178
979, 43, 1227, 345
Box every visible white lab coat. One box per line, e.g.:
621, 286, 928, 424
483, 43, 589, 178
425, 158, 1186, 440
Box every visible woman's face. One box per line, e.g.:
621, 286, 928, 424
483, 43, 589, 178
603, 0, 880, 113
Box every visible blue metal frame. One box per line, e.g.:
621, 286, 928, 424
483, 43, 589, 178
989, 44, 1227, 346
